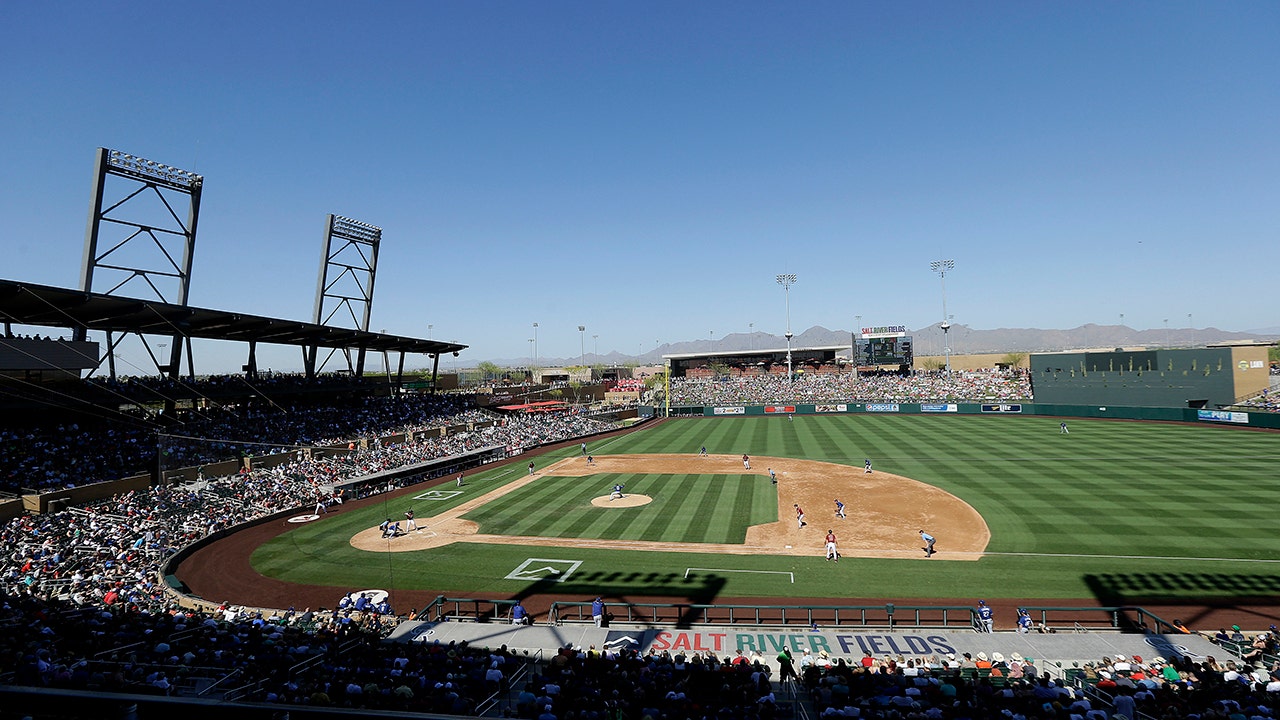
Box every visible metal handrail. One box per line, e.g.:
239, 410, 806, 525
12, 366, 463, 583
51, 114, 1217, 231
548, 601, 975, 628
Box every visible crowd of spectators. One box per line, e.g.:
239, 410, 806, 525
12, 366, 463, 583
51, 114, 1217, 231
669, 370, 1032, 407
1237, 388, 1280, 413
1, 406, 617, 614
0, 388, 491, 493
0, 388, 627, 717
788, 645, 1280, 720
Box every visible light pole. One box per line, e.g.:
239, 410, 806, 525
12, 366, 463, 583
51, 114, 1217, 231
929, 261, 954, 373
748, 322, 754, 350
854, 314, 862, 367
532, 322, 539, 368
578, 325, 586, 368
1164, 318, 1169, 348
528, 338, 535, 372
593, 334, 598, 359
427, 324, 433, 339
776, 273, 797, 384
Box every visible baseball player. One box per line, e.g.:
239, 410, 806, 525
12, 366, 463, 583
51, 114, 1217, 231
975, 600, 994, 632
742, 454, 751, 470
794, 503, 806, 529
864, 458, 873, 474
528, 461, 535, 475
920, 529, 935, 557
456, 473, 464, 488
699, 446, 708, 457
835, 499, 846, 519
1060, 421, 1069, 434
405, 508, 417, 531
586, 455, 595, 466
769, 468, 777, 485
609, 484, 625, 501
825, 529, 839, 561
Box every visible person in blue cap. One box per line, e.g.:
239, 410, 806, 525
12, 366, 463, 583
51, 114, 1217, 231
976, 600, 994, 632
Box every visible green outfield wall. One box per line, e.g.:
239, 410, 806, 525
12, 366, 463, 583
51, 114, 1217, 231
1028, 348, 1241, 408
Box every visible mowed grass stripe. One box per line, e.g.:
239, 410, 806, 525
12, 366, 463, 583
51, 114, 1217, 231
680, 476, 738, 543
251, 414, 1280, 602
636, 475, 708, 542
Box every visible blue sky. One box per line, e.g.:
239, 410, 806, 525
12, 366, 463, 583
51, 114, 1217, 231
2, 1, 1276, 373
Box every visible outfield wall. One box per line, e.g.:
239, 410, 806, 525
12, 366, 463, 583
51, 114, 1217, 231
663, 403, 1280, 429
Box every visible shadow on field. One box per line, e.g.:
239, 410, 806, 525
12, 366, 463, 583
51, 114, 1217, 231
1085, 571, 1280, 607
519, 569, 728, 629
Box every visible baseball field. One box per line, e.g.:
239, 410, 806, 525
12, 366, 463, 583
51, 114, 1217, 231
237, 414, 1280, 609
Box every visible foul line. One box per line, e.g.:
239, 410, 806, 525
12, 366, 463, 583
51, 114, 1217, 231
983, 551, 1280, 564
685, 567, 794, 583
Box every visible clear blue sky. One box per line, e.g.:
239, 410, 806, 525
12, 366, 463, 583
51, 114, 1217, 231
2, 1, 1276, 373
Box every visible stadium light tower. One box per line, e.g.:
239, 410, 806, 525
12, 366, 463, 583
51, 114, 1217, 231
776, 273, 797, 384
930, 260, 955, 373
578, 325, 586, 368
532, 322, 539, 367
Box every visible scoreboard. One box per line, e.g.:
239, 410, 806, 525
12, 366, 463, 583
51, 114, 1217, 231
857, 325, 913, 367
859, 336, 913, 366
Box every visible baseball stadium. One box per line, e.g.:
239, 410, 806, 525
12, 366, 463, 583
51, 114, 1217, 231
2, 149, 1279, 720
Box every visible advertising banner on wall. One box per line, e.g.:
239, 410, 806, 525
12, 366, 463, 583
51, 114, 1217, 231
981, 404, 1022, 413
921, 404, 959, 413
866, 403, 901, 413
1197, 409, 1249, 424
713, 407, 745, 415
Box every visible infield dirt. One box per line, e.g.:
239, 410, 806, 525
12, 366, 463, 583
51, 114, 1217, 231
348, 453, 990, 560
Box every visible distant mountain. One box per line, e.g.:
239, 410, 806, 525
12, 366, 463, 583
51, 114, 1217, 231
485, 324, 1277, 368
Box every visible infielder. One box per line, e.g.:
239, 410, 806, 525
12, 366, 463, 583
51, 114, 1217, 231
919, 529, 935, 557
794, 503, 806, 529
825, 529, 839, 561
835, 499, 846, 519
864, 458, 873, 474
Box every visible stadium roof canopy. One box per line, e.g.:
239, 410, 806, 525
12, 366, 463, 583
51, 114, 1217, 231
661, 345, 852, 361
0, 278, 466, 356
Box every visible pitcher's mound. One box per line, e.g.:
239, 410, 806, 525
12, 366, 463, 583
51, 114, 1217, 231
591, 494, 653, 508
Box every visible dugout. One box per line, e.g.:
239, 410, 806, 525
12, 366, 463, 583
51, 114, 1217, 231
1029, 345, 1270, 408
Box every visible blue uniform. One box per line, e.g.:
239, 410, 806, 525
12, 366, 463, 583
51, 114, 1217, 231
976, 603, 993, 632
835, 500, 846, 519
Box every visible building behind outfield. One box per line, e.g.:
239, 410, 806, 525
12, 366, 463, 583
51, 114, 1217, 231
1029, 344, 1270, 409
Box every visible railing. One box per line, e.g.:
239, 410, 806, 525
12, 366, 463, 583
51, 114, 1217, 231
1023, 606, 1181, 634
547, 601, 976, 628
473, 648, 542, 717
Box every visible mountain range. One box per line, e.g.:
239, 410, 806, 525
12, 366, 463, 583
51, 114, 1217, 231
492, 323, 1278, 367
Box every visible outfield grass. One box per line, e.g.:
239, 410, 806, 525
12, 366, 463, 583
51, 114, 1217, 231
251, 415, 1280, 603
462, 473, 776, 543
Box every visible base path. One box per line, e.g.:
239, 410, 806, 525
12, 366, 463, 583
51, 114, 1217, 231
349, 453, 990, 559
